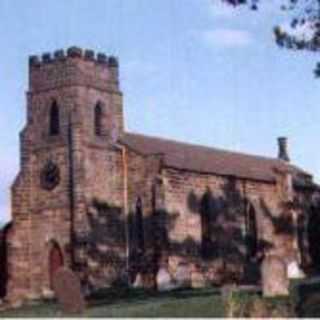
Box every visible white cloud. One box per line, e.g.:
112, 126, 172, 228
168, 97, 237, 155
202, 28, 254, 48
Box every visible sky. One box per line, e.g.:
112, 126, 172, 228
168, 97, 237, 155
0, 0, 320, 223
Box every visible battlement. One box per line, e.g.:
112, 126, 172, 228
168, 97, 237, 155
29, 47, 119, 68
28, 47, 120, 93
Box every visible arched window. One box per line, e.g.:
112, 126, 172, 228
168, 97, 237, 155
135, 197, 145, 254
94, 103, 103, 136
245, 204, 258, 259
201, 190, 212, 259
49, 101, 60, 136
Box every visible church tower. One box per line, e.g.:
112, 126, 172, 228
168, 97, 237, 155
7, 47, 127, 303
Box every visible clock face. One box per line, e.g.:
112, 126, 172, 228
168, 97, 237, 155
40, 160, 60, 191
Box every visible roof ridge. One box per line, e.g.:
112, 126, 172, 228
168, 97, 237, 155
123, 131, 281, 163
120, 131, 312, 183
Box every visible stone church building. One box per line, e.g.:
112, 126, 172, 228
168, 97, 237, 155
1, 47, 320, 304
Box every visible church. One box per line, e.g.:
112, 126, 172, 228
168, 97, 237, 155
1, 47, 320, 304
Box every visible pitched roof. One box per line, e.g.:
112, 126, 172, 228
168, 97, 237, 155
120, 132, 315, 187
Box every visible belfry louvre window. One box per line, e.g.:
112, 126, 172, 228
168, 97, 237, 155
94, 103, 103, 136
49, 101, 60, 136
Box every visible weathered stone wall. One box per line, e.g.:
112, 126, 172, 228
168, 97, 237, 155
162, 167, 308, 286
29, 48, 119, 94
7, 91, 75, 303
293, 187, 320, 270
7, 48, 125, 303
82, 144, 126, 290
125, 149, 162, 287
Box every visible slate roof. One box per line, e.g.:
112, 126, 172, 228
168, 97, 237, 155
120, 132, 316, 188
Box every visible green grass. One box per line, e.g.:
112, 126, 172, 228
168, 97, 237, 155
0, 288, 225, 318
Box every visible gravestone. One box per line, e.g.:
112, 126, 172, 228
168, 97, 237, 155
175, 263, 191, 288
42, 287, 55, 300
52, 267, 85, 314
262, 255, 289, 297
287, 260, 305, 279
156, 267, 175, 291
191, 266, 206, 288
133, 273, 143, 288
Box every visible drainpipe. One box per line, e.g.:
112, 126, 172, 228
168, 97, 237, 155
120, 145, 129, 282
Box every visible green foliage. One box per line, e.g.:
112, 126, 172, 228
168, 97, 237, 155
223, 0, 320, 76
224, 290, 254, 317
224, 290, 295, 318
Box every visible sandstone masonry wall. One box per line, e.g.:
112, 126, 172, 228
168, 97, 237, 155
7, 47, 124, 303
162, 167, 305, 285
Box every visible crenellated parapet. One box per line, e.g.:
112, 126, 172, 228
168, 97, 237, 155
28, 46, 120, 93
29, 46, 119, 68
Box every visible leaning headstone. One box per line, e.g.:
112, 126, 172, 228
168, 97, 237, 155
42, 287, 55, 300
175, 263, 191, 288
133, 273, 143, 288
287, 260, 305, 279
156, 267, 175, 291
262, 255, 289, 297
191, 268, 206, 288
52, 267, 85, 314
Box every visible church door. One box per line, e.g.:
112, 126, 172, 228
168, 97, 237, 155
49, 243, 64, 288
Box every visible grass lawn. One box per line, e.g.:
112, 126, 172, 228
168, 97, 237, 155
0, 288, 225, 318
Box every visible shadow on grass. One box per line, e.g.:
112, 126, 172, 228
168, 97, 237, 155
87, 286, 220, 307
291, 277, 320, 317
0, 288, 223, 318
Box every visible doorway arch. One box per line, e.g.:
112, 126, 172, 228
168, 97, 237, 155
49, 241, 64, 289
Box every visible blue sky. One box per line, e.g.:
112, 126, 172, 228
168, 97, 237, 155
0, 0, 319, 222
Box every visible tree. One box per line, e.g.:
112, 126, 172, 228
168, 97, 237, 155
222, 0, 320, 76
